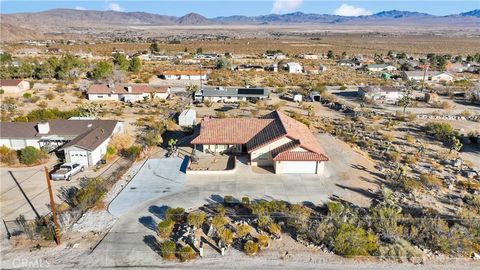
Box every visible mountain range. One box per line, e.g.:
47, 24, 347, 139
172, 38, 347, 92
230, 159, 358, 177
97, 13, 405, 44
1, 9, 479, 41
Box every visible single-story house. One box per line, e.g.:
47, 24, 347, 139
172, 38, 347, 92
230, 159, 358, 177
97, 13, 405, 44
87, 83, 170, 102
286, 62, 303, 73
402, 71, 453, 82
199, 86, 270, 103
0, 119, 124, 167
337, 59, 361, 68
159, 70, 207, 80
0, 79, 30, 94
367, 64, 397, 72
234, 64, 264, 72
191, 111, 329, 174
178, 109, 196, 127
358, 86, 406, 104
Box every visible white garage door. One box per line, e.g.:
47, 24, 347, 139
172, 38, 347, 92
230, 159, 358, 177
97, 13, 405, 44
278, 161, 317, 174
69, 151, 89, 166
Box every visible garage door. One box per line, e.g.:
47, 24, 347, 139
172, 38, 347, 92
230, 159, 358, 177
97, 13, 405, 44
69, 151, 89, 166
278, 161, 317, 174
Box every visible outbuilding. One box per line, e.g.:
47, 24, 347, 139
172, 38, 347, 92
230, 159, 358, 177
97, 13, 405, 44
178, 109, 196, 127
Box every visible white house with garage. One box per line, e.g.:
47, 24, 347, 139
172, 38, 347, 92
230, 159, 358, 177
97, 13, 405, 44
0, 119, 124, 167
87, 83, 170, 102
0, 79, 30, 94
191, 111, 329, 174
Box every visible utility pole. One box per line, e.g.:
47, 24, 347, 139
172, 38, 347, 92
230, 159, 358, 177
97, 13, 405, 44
44, 166, 61, 245
199, 64, 203, 91
420, 63, 430, 92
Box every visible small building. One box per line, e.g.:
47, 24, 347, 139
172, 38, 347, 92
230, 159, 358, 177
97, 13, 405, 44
201, 86, 269, 103
87, 83, 170, 102
0, 79, 30, 94
402, 71, 453, 83
367, 64, 397, 72
337, 59, 361, 68
358, 86, 406, 104
234, 64, 264, 72
160, 71, 207, 80
309, 92, 321, 102
293, 94, 303, 102
178, 109, 196, 127
191, 111, 329, 174
286, 62, 303, 73
0, 120, 124, 167
265, 63, 278, 72
263, 53, 286, 60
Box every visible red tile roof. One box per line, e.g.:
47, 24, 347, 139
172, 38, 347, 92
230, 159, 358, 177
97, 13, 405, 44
0, 79, 24, 87
191, 111, 329, 162
87, 84, 169, 95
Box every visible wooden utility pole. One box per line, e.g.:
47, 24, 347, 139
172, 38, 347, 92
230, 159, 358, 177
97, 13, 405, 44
44, 166, 61, 244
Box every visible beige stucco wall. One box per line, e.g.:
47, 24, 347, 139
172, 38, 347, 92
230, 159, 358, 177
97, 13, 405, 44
250, 137, 292, 167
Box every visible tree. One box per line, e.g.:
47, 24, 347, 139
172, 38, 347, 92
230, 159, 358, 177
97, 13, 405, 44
268, 223, 281, 238
211, 214, 227, 232
165, 207, 185, 222
157, 219, 174, 239
243, 240, 258, 255
398, 88, 413, 113
235, 223, 250, 238
168, 138, 178, 153
128, 56, 142, 72
90, 61, 113, 81
160, 240, 176, 260
196, 47, 203, 54
327, 50, 334, 59
187, 211, 206, 229
150, 42, 160, 53
215, 58, 231, 70
333, 223, 378, 257
256, 234, 269, 248
186, 84, 199, 93
447, 135, 463, 154
18, 146, 46, 165
112, 53, 129, 71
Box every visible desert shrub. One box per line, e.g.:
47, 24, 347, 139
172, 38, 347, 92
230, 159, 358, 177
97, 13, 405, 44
108, 134, 134, 152
215, 204, 226, 216
18, 146, 47, 165
387, 151, 401, 162
383, 133, 395, 142
333, 223, 378, 257
286, 204, 311, 233
165, 207, 185, 223
121, 145, 142, 160
404, 155, 417, 165
23, 92, 32, 99
179, 246, 196, 262
243, 240, 258, 255
401, 177, 422, 192
223, 195, 234, 205
257, 215, 270, 229
235, 223, 250, 238
157, 219, 174, 239
377, 239, 423, 262
211, 214, 227, 231
218, 228, 234, 246
14, 107, 83, 122
215, 111, 226, 118
0, 146, 18, 165
37, 100, 48, 109
160, 240, 177, 260
424, 122, 458, 143
268, 223, 282, 237
419, 174, 443, 188
45, 91, 55, 100
72, 177, 107, 210
187, 211, 205, 229
241, 196, 250, 205
405, 134, 415, 144
256, 234, 269, 248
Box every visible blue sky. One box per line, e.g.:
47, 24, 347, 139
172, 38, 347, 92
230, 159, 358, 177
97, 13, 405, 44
0, 1, 478, 17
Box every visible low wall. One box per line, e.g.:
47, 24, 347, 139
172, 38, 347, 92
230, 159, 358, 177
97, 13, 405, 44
186, 156, 237, 175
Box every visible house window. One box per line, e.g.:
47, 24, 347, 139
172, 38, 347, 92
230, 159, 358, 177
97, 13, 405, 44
98, 95, 104, 98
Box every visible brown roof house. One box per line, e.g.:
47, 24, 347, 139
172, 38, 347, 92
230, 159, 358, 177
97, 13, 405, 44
87, 83, 170, 103
0, 119, 124, 167
191, 111, 329, 174
0, 79, 30, 94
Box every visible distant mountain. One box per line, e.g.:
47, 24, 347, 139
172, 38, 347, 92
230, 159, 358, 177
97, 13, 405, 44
177, 13, 210, 25
368, 10, 433, 19
459, 9, 480, 17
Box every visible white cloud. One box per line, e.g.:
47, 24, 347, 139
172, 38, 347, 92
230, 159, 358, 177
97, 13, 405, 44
75, 6, 86, 10
271, 0, 304, 14
108, 3, 124, 12
334, 4, 372, 17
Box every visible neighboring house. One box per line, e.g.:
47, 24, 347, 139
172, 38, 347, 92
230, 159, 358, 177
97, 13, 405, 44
402, 71, 453, 82
200, 86, 270, 103
191, 111, 329, 174
263, 53, 286, 60
337, 59, 361, 68
178, 109, 196, 127
286, 62, 303, 73
87, 83, 170, 102
0, 119, 124, 167
193, 53, 219, 60
367, 64, 397, 72
159, 71, 207, 80
0, 79, 30, 94
358, 86, 406, 104
234, 65, 264, 72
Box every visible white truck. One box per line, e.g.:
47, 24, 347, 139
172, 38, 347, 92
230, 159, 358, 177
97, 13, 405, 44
51, 163, 84, 181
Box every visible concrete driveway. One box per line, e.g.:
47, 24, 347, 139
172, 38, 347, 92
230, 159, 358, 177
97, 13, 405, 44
108, 157, 187, 217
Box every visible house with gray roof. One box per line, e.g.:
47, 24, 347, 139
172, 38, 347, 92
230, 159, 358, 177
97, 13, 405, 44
0, 119, 124, 166
196, 86, 270, 103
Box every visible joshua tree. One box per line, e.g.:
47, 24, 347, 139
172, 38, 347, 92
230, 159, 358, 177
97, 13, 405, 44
168, 138, 178, 153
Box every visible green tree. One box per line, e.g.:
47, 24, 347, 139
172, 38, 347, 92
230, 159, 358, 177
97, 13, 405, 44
165, 207, 185, 222
327, 50, 334, 59
157, 219, 174, 238
447, 135, 463, 154
215, 58, 231, 70
90, 61, 113, 81
235, 223, 250, 238
179, 246, 196, 262
128, 56, 142, 72
218, 228, 234, 247
112, 53, 129, 71
211, 214, 227, 231
160, 240, 177, 260
150, 42, 160, 53
243, 240, 258, 255
18, 146, 46, 165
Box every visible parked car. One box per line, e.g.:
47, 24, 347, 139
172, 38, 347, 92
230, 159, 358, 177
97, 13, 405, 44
50, 163, 84, 181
